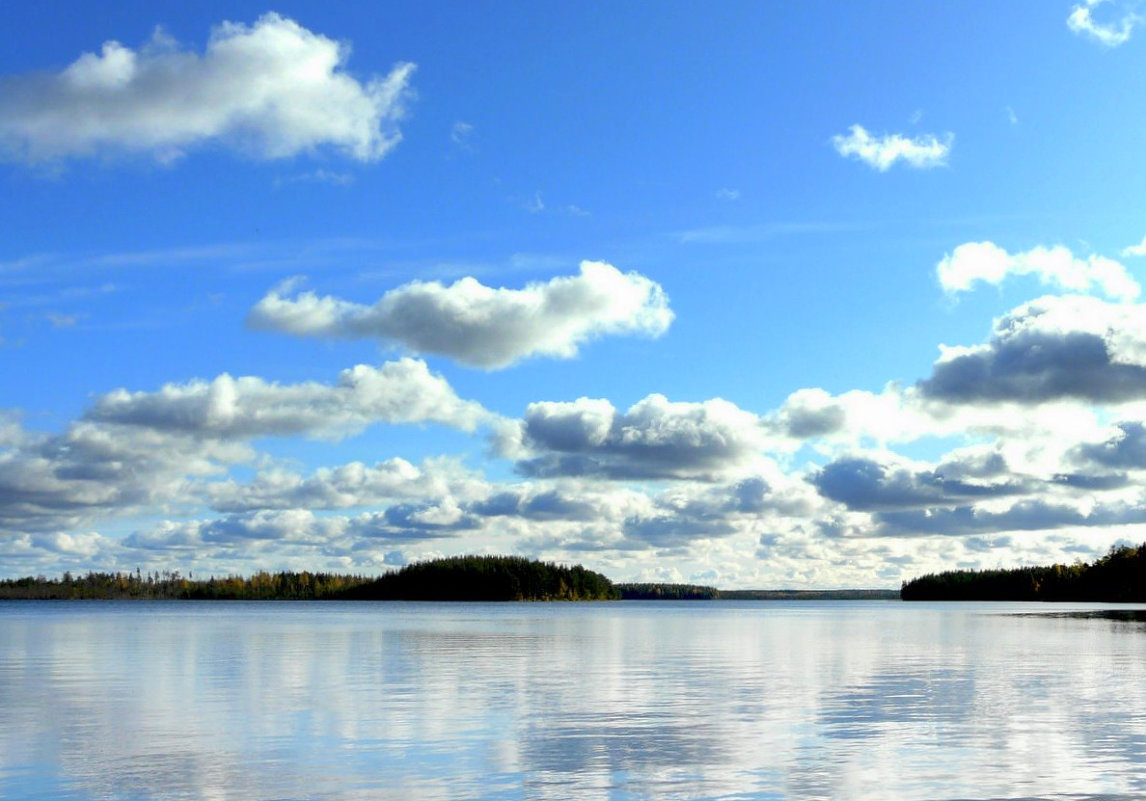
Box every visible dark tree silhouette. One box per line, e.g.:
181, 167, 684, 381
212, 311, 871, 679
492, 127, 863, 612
901, 543, 1146, 601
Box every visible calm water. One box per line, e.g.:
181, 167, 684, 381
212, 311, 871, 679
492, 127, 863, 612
2, 601, 1146, 801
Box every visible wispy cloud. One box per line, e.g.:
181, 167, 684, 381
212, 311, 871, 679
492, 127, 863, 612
1067, 0, 1138, 46
273, 170, 355, 188
832, 124, 953, 171
451, 121, 475, 150
45, 312, 81, 328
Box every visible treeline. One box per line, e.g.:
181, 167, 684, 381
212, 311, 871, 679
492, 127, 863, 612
0, 569, 372, 600
720, 589, 900, 600
617, 583, 720, 600
901, 543, 1146, 601
0, 558, 616, 602
614, 585, 899, 600
340, 555, 619, 601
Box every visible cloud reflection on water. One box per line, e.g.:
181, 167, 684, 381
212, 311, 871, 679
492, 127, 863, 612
2, 602, 1146, 800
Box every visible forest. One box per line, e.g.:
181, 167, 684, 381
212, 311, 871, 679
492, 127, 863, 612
0, 556, 619, 602
0, 569, 370, 600
900, 543, 1146, 601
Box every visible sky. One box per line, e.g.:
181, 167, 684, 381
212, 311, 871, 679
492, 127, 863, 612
2, 1, 1146, 587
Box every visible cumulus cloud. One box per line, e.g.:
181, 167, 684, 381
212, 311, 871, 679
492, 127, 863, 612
768, 385, 969, 449
0, 13, 415, 164
810, 453, 1029, 513
872, 497, 1146, 538
1068, 0, 1138, 46
0, 360, 495, 539
205, 457, 481, 513
937, 241, 1139, 301
770, 388, 849, 440
511, 394, 771, 480
803, 431, 1146, 541
618, 473, 819, 548
0, 420, 246, 536
87, 358, 492, 439
469, 487, 602, 522
832, 124, 952, 171
1072, 421, 1146, 468
919, 295, 1146, 405
248, 261, 673, 369
125, 505, 477, 552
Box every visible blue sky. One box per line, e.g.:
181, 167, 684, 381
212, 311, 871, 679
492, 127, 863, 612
2, 1, 1146, 586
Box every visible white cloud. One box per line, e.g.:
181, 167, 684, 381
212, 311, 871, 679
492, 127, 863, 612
0, 419, 247, 536
512, 394, 773, 480
768, 382, 1112, 458
124, 505, 479, 552
248, 261, 674, 369
832, 124, 952, 171
810, 451, 1032, 513
87, 358, 494, 439
0, 13, 415, 164
1068, 0, 1138, 46
921, 295, 1146, 404
0, 359, 494, 539
206, 456, 484, 513
937, 241, 1139, 301
1121, 235, 1146, 257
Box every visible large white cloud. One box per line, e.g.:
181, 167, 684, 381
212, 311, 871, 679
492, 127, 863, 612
937, 241, 1139, 301
0, 13, 414, 163
248, 261, 674, 369
87, 358, 492, 439
832, 124, 952, 171
1067, 0, 1138, 47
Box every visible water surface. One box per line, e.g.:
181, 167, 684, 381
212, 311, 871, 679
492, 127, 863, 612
2, 600, 1144, 800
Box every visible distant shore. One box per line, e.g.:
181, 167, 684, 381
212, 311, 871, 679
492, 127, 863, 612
0, 557, 901, 602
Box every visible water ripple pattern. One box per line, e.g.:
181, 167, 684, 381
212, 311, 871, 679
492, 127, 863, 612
1, 600, 1145, 800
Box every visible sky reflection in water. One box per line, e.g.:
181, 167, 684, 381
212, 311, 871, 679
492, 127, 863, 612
2, 601, 1146, 801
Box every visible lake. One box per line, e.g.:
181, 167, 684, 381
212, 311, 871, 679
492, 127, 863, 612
2, 600, 1145, 800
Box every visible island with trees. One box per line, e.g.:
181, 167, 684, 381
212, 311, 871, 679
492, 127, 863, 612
338, 555, 619, 601
901, 543, 1146, 601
